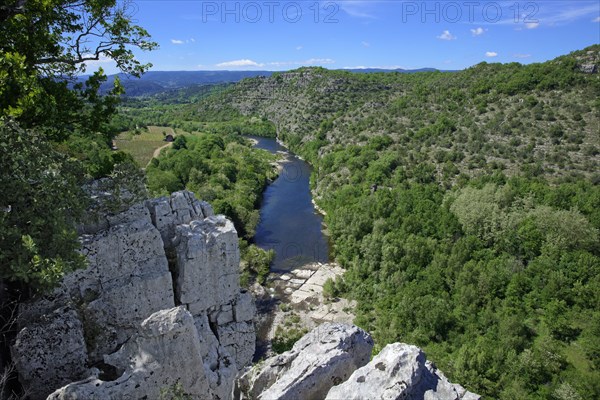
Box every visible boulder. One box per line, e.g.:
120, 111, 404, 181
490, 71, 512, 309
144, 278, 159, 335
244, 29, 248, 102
325, 343, 481, 400
48, 307, 217, 400
72, 208, 175, 362
11, 307, 88, 400
146, 190, 214, 247
236, 323, 373, 400
173, 215, 239, 310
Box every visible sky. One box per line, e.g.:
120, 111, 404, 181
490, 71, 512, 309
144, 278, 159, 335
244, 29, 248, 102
92, 0, 600, 74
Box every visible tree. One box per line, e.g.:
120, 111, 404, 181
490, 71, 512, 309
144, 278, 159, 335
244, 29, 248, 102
0, 122, 87, 292
0, 0, 157, 140
0, 0, 156, 290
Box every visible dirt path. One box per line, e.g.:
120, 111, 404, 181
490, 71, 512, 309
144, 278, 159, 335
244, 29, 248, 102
150, 142, 172, 165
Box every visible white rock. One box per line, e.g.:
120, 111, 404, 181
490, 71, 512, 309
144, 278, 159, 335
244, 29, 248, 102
236, 323, 373, 400
11, 307, 88, 400
219, 321, 256, 369
234, 291, 257, 322
325, 343, 481, 400
173, 215, 239, 309
48, 307, 216, 400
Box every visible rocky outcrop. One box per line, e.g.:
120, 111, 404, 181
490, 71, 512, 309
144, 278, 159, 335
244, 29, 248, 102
11, 307, 88, 400
48, 306, 217, 399
235, 323, 373, 400
326, 343, 481, 400
11, 191, 256, 399
236, 327, 480, 400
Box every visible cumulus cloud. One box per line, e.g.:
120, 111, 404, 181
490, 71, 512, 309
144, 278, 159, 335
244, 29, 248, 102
526, 22, 540, 29
296, 45, 303, 50
172, 38, 195, 44
514, 53, 532, 59
471, 27, 486, 36
485, 51, 498, 57
437, 30, 456, 40
267, 58, 335, 67
361, 41, 370, 47
216, 59, 265, 67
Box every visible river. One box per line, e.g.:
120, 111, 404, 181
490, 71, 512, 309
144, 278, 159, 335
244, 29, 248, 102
248, 135, 330, 360
249, 136, 330, 272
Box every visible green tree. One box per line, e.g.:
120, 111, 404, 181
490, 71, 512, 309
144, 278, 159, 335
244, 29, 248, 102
0, 0, 156, 291
0, 122, 87, 292
0, 0, 157, 140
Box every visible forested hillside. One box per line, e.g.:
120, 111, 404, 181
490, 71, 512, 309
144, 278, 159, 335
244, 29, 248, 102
163, 46, 599, 399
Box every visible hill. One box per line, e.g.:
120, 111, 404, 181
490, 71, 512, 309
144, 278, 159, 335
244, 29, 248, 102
188, 46, 599, 399
118, 45, 600, 399
96, 68, 452, 96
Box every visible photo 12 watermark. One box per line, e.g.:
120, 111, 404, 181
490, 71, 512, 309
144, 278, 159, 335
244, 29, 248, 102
400, 1, 539, 24
199, 1, 340, 23
197, 1, 541, 26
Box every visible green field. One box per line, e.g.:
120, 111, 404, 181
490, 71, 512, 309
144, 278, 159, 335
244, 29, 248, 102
114, 126, 190, 166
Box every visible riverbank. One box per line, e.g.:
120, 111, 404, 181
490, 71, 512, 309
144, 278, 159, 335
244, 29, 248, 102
268, 263, 355, 337
251, 262, 356, 359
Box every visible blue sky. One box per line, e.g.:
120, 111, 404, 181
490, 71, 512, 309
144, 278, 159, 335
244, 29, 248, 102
93, 1, 600, 73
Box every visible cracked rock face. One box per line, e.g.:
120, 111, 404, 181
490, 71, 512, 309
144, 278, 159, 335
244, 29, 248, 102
236, 323, 374, 400
11, 307, 88, 400
325, 343, 481, 400
47, 307, 216, 400
235, 326, 480, 400
11, 191, 255, 400
173, 215, 239, 311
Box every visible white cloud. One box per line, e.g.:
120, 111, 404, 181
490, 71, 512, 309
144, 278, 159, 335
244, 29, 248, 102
296, 45, 303, 50
342, 65, 406, 70
437, 30, 456, 40
514, 53, 532, 59
485, 51, 498, 57
216, 59, 265, 67
268, 58, 335, 67
526, 22, 540, 29
471, 27, 486, 36
305, 58, 335, 64
593, 16, 600, 22
172, 38, 195, 44
361, 41, 370, 47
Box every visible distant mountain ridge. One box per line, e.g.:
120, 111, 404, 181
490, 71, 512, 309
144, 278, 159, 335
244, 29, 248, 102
94, 68, 449, 96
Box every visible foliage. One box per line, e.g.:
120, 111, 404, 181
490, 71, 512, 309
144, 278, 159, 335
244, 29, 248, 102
0, 0, 155, 292
241, 244, 274, 285
272, 325, 307, 354
183, 45, 600, 399
0, 0, 156, 141
158, 381, 192, 400
146, 132, 277, 239
0, 122, 87, 292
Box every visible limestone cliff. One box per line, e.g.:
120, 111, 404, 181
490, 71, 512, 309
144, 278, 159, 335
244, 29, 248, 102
11, 191, 256, 399
11, 190, 479, 400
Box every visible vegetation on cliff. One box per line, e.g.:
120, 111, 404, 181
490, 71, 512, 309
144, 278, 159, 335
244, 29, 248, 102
0, 0, 157, 293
